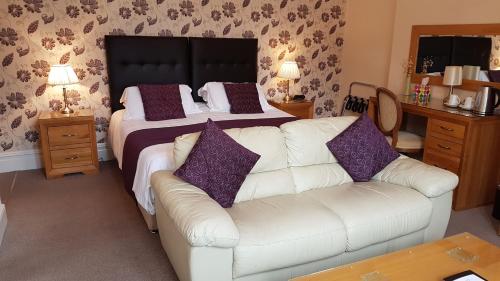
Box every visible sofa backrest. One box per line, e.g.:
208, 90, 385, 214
280, 117, 356, 192
173, 126, 296, 203
173, 117, 359, 202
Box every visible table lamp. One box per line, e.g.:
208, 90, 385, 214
442, 66, 462, 99
47, 64, 79, 114
278, 61, 300, 103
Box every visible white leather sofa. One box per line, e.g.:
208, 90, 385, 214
151, 116, 458, 281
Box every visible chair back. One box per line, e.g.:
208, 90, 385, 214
376, 87, 402, 147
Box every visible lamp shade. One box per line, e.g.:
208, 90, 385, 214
47, 64, 79, 86
442, 66, 463, 86
278, 61, 300, 79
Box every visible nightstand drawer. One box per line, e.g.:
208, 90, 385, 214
429, 119, 465, 141
424, 149, 460, 174
50, 147, 93, 169
48, 124, 91, 147
426, 136, 463, 157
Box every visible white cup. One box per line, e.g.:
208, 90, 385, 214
462, 96, 473, 109
448, 94, 461, 106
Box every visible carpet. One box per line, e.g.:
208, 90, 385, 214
0, 162, 178, 281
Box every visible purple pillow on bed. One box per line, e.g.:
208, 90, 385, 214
138, 84, 186, 121
326, 113, 399, 182
174, 118, 261, 208
223, 83, 264, 114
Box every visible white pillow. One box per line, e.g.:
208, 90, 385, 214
120, 85, 201, 120
121, 86, 145, 120
197, 82, 273, 112
179, 85, 202, 114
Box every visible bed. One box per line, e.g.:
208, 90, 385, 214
105, 36, 295, 230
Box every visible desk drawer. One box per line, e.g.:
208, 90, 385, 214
50, 147, 93, 169
429, 119, 465, 140
48, 124, 91, 147
426, 136, 463, 157
424, 150, 460, 174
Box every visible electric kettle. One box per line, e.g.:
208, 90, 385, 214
473, 86, 500, 116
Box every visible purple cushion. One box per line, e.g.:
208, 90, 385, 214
174, 118, 261, 208
138, 84, 186, 121
326, 113, 399, 182
223, 83, 264, 114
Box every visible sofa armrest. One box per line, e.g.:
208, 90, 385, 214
372, 156, 459, 198
151, 171, 239, 248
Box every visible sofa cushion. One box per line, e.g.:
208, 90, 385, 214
174, 126, 288, 173
303, 181, 432, 251
227, 195, 347, 277
326, 113, 399, 181
280, 117, 357, 167
234, 168, 296, 203
290, 163, 352, 193
174, 119, 260, 208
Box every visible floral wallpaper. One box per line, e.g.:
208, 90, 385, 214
0, 0, 346, 153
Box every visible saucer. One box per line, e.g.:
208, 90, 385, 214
459, 104, 473, 111
444, 102, 459, 108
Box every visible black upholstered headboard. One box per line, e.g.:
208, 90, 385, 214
104, 36, 258, 110
105, 36, 190, 112
190, 38, 258, 102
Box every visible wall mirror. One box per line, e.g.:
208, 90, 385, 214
409, 24, 500, 91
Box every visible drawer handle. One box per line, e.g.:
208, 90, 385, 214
439, 125, 454, 132
65, 155, 79, 160
62, 133, 76, 137
437, 144, 451, 150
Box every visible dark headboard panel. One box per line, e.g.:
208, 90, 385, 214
190, 38, 258, 102
105, 36, 190, 112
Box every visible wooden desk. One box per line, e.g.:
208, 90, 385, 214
369, 96, 500, 210
291, 233, 500, 281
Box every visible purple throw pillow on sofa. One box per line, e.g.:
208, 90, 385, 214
326, 113, 399, 182
138, 84, 186, 121
223, 83, 264, 114
174, 118, 261, 208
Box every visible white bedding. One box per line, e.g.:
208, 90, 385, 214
108, 103, 292, 215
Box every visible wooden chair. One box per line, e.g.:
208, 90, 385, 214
375, 87, 424, 154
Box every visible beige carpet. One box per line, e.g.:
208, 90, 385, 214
0, 162, 178, 281
0, 161, 498, 280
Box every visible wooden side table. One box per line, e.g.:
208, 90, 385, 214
269, 100, 314, 119
38, 109, 99, 179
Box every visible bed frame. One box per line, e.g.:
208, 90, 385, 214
104, 36, 259, 230
105, 36, 258, 112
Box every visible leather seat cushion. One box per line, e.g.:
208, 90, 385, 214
227, 195, 347, 278
386, 131, 424, 150
303, 181, 432, 251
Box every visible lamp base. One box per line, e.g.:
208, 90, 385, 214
283, 94, 292, 103
61, 87, 74, 114
61, 106, 74, 115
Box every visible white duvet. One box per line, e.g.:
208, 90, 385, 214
108, 103, 292, 215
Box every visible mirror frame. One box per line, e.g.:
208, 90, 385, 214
409, 23, 500, 91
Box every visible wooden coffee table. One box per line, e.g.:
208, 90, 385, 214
292, 233, 499, 281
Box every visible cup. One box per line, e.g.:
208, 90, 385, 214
462, 96, 473, 109
448, 94, 461, 106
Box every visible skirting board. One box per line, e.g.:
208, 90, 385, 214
0, 143, 114, 173
0, 203, 6, 246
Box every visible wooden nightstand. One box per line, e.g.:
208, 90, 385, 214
38, 109, 99, 179
269, 100, 314, 119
